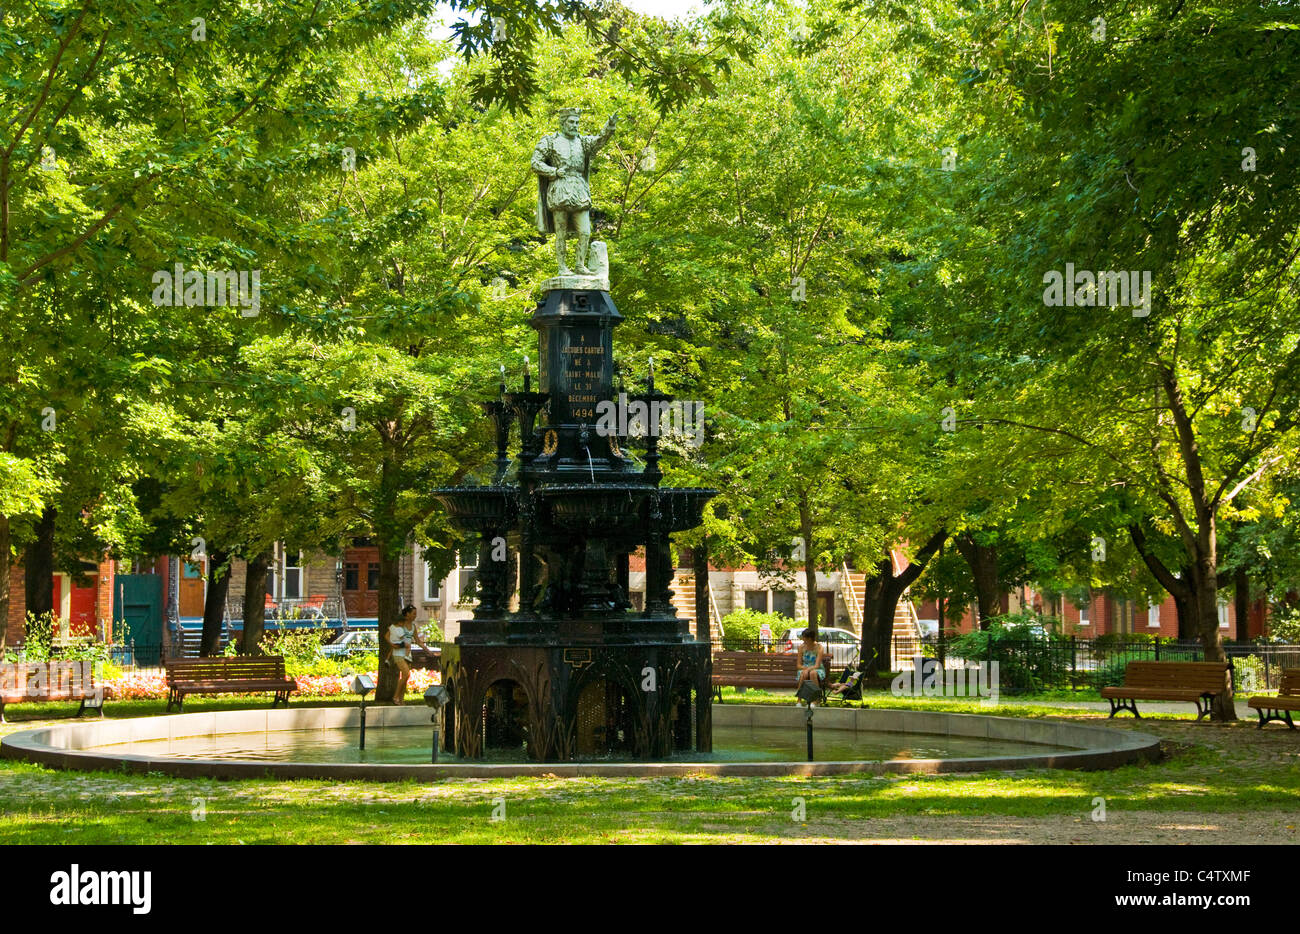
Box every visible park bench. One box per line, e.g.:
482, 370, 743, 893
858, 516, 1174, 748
1099, 660, 1231, 720
712, 651, 830, 704
1247, 668, 1300, 730
165, 655, 297, 713
0, 660, 105, 722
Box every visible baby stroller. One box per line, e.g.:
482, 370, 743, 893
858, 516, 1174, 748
826, 650, 870, 706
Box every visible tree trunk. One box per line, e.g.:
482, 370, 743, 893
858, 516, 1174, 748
954, 532, 1000, 629
693, 537, 711, 645
240, 551, 271, 654
0, 515, 9, 650
1157, 366, 1234, 719
1127, 522, 1235, 719
375, 539, 403, 702
859, 530, 946, 677
1234, 565, 1250, 640
860, 555, 892, 676
798, 495, 817, 636
23, 506, 56, 625
199, 549, 231, 656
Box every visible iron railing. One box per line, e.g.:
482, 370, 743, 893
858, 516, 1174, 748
702, 634, 1300, 695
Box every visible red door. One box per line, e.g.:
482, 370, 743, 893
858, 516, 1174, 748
70, 582, 97, 636
53, 574, 98, 637
342, 546, 380, 617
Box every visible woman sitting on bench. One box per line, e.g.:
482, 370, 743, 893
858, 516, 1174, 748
794, 629, 828, 697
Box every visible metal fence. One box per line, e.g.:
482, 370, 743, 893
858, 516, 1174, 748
894, 635, 1300, 694
703, 634, 1300, 695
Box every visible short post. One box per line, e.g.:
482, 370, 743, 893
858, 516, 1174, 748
351, 674, 375, 751
424, 684, 450, 763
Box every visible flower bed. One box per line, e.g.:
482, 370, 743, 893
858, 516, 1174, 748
104, 669, 440, 701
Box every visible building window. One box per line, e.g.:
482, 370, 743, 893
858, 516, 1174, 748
1078, 602, 1090, 627
344, 563, 360, 591
1148, 601, 1161, 627
456, 549, 478, 605
283, 549, 302, 601
367, 563, 380, 592
745, 590, 768, 613
772, 590, 796, 619
422, 548, 442, 603
1218, 599, 1230, 630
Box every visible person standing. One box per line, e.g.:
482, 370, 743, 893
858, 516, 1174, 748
388, 605, 429, 705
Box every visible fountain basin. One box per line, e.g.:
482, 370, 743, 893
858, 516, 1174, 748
1, 705, 1160, 780
653, 487, 718, 532
538, 483, 650, 532
431, 486, 516, 531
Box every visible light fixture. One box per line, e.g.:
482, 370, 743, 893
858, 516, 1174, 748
352, 674, 375, 750
424, 684, 450, 762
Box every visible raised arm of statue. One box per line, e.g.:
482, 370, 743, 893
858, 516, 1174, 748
585, 113, 617, 155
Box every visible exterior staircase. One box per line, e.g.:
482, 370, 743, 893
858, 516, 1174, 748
842, 555, 923, 668
670, 572, 721, 642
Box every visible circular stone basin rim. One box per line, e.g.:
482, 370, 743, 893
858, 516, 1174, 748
0, 705, 1161, 780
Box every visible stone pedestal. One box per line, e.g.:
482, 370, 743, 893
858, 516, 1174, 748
539, 240, 609, 293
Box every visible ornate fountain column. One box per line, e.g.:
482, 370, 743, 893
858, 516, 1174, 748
431, 108, 719, 761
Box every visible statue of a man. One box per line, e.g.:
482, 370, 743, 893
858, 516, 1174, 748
531, 108, 617, 276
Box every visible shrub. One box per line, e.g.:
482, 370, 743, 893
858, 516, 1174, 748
1232, 655, 1267, 694
948, 619, 1068, 693
719, 609, 789, 649
258, 627, 333, 665
1090, 655, 1132, 689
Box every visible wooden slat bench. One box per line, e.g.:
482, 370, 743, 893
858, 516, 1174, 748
0, 660, 105, 722
712, 651, 829, 704
1099, 660, 1231, 720
1247, 668, 1300, 730
165, 655, 297, 713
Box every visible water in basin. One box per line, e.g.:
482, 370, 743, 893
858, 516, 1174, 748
96, 725, 1077, 764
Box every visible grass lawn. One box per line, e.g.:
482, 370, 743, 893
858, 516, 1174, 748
1, 696, 1297, 844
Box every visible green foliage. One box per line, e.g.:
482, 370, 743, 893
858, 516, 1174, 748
718, 609, 787, 649
947, 620, 1068, 694
418, 622, 445, 643
258, 628, 333, 665
1263, 604, 1300, 643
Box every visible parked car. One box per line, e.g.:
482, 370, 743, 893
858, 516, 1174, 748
320, 630, 381, 658
778, 627, 860, 668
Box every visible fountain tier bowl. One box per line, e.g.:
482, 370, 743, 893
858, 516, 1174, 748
432, 486, 517, 531
539, 483, 650, 533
